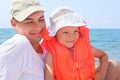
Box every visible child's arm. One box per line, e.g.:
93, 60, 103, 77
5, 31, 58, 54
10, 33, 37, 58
92, 46, 108, 80
44, 53, 54, 80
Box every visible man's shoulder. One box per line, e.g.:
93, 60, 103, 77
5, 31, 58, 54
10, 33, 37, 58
0, 34, 34, 62
0, 34, 31, 56
14, 34, 29, 44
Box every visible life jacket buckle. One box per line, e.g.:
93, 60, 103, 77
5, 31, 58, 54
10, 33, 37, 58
76, 62, 81, 69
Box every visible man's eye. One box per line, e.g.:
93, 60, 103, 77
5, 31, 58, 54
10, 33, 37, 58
27, 22, 33, 24
39, 19, 45, 22
24, 21, 33, 24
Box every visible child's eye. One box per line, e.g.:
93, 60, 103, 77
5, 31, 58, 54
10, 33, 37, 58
74, 30, 78, 33
63, 32, 68, 34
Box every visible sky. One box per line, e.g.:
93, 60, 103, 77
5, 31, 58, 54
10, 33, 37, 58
0, 0, 120, 29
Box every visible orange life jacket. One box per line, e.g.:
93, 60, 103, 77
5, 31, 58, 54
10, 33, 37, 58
42, 26, 95, 80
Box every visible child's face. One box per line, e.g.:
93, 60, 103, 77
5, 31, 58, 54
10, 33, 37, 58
56, 26, 79, 48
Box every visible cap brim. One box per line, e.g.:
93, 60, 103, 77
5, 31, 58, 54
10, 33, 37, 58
14, 6, 45, 21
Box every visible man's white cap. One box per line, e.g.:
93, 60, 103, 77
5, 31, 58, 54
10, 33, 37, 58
10, 0, 45, 21
48, 7, 86, 36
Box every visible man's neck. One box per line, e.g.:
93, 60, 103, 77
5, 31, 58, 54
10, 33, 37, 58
32, 43, 43, 54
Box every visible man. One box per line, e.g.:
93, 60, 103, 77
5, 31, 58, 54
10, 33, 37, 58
0, 0, 46, 80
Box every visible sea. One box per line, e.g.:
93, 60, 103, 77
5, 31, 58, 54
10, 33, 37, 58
0, 28, 120, 62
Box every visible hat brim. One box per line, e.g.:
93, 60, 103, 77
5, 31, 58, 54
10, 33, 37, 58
48, 23, 86, 36
14, 6, 45, 21
60, 23, 86, 28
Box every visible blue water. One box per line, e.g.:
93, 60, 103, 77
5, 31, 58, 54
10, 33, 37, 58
90, 29, 120, 61
0, 28, 120, 61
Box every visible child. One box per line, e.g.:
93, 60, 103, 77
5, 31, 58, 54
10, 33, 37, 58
42, 7, 120, 80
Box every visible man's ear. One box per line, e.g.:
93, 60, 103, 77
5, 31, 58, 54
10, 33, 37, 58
10, 18, 16, 28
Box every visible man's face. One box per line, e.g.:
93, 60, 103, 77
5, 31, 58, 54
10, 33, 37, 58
11, 11, 46, 44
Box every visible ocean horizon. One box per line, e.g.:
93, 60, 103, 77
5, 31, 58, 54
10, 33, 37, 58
0, 28, 120, 62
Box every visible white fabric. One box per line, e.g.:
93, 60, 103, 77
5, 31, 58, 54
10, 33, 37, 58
48, 7, 86, 36
10, 0, 45, 21
0, 34, 45, 80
